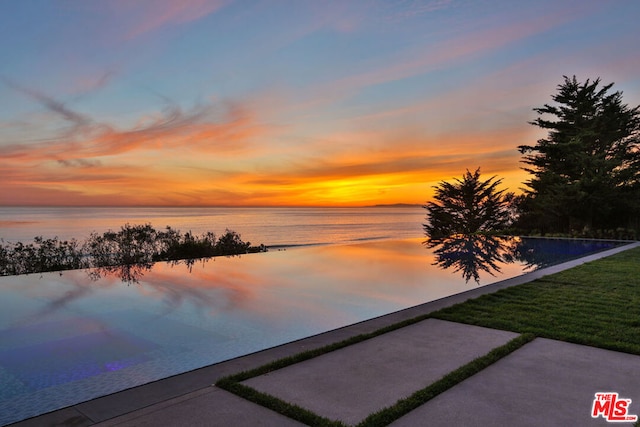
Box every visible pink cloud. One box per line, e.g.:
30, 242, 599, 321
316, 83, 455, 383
0, 84, 281, 206
109, 0, 230, 40
291, 2, 599, 116
0, 88, 269, 164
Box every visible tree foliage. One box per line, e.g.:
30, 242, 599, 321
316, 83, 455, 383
427, 234, 516, 283
518, 75, 640, 233
423, 168, 513, 240
0, 224, 266, 277
0, 237, 83, 276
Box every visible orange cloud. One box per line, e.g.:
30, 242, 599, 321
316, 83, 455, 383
211, 126, 531, 206
1, 113, 531, 206
1, 103, 264, 163
1, 70, 537, 207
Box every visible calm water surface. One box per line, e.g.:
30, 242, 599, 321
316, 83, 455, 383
0, 206, 425, 246
0, 235, 623, 425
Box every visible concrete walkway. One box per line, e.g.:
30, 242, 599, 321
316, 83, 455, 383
12, 243, 640, 427
242, 319, 519, 425
392, 337, 640, 426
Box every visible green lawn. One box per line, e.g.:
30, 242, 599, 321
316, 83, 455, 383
432, 246, 640, 354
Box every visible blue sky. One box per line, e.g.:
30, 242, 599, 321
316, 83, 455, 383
1, 0, 639, 206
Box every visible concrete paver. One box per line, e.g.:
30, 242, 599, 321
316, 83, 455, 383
391, 338, 640, 427
8, 407, 93, 427
243, 319, 519, 425
93, 387, 305, 427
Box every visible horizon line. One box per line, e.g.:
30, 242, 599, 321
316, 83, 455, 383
0, 203, 425, 209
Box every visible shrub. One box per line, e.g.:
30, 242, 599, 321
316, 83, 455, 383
0, 224, 266, 277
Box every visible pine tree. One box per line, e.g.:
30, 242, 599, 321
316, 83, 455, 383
518, 76, 640, 233
424, 168, 512, 240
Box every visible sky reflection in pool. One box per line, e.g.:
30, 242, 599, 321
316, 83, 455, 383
0, 237, 622, 425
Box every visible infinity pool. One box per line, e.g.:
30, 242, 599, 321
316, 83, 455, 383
0, 237, 623, 425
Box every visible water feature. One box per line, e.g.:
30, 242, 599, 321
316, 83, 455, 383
0, 236, 624, 425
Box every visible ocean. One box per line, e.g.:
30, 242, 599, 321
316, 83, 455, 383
0, 206, 426, 247
0, 205, 627, 425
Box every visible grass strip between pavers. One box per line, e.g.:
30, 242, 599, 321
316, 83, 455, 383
216, 328, 534, 427
216, 313, 438, 426
218, 381, 346, 427
356, 333, 535, 427
217, 245, 640, 426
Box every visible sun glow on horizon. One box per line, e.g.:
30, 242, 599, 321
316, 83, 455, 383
1, 1, 638, 207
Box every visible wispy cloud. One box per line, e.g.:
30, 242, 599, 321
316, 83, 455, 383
71, 70, 117, 97
2, 77, 92, 130
110, 0, 230, 40
0, 81, 279, 205
1, 81, 269, 163
57, 159, 102, 168
1, 0, 632, 207
386, 0, 455, 21
289, 1, 594, 119
0, 119, 527, 206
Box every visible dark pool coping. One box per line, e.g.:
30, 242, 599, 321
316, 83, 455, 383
11, 241, 640, 426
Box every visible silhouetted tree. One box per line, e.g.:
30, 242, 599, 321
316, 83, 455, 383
0, 236, 83, 275
423, 168, 513, 240
518, 76, 640, 233
87, 263, 154, 285
215, 229, 251, 255
1, 224, 265, 277
0, 241, 8, 275
427, 234, 516, 283
156, 227, 218, 260
426, 234, 620, 283
84, 223, 158, 267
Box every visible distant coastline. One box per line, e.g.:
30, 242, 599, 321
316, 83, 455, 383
1, 204, 424, 208
370, 203, 423, 208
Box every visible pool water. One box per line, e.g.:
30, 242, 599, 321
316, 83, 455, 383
0, 237, 623, 425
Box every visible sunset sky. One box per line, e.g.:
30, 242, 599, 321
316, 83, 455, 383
1, 0, 639, 207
